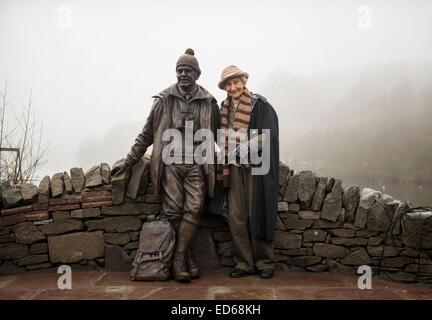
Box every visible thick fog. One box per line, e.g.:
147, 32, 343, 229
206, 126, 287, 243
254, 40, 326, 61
1, 0, 431, 203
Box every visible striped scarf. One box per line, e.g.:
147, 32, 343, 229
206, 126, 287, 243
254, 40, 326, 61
217, 88, 252, 190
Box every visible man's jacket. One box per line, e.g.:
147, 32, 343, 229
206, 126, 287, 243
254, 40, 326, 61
124, 83, 220, 197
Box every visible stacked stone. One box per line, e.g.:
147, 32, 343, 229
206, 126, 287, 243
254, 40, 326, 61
192, 216, 232, 271
111, 156, 152, 205
1, 158, 431, 283
0, 157, 161, 274
274, 167, 432, 282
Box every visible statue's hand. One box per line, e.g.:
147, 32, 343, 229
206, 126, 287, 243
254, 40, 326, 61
110, 163, 128, 177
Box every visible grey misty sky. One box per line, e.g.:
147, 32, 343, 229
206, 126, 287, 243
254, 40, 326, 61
0, 0, 431, 181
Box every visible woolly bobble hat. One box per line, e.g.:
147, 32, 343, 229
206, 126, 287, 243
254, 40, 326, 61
176, 48, 201, 75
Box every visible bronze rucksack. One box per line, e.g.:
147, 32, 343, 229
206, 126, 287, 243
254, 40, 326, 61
130, 215, 175, 281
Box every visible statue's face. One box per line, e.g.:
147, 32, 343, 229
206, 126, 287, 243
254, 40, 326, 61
224, 76, 245, 99
176, 65, 198, 91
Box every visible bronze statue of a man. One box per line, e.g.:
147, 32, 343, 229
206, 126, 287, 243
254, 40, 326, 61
111, 49, 220, 282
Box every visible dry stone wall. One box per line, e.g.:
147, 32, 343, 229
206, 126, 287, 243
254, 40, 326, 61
1, 157, 431, 283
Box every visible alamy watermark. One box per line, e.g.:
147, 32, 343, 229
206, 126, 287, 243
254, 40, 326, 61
357, 5, 372, 30
57, 265, 72, 289
161, 122, 271, 175
357, 265, 372, 289
58, 5, 72, 30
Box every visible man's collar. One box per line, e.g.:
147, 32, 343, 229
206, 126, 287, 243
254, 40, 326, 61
169, 83, 213, 101
177, 83, 198, 99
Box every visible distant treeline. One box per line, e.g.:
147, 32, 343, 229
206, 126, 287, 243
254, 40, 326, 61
263, 63, 432, 185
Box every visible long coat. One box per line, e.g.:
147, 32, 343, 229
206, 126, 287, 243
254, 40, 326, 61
249, 94, 279, 241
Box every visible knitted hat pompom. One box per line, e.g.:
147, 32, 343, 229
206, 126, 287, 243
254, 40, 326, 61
185, 48, 195, 56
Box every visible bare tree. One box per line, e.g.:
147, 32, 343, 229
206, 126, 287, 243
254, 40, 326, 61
0, 81, 51, 186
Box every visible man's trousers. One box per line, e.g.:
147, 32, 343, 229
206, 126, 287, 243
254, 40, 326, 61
228, 165, 275, 272
161, 164, 206, 226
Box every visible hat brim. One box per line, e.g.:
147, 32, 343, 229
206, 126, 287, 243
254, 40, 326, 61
218, 71, 249, 89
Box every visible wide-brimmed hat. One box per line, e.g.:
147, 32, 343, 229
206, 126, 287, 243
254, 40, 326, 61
218, 65, 249, 89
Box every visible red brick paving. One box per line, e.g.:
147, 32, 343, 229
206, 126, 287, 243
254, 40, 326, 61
4, 271, 100, 290
31, 287, 131, 300
275, 287, 404, 300
0, 270, 431, 300
0, 289, 35, 300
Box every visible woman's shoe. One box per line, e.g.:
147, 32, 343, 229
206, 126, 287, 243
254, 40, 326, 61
259, 268, 274, 279
229, 268, 251, 278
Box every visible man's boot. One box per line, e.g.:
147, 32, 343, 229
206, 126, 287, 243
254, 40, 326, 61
172, 220, 198, 282
172, 250, 189, 282
186, 248, 200, 279
170, 219, 187, 281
